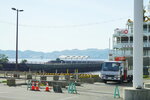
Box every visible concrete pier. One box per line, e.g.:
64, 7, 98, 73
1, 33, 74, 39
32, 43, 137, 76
123, 88, 150, 100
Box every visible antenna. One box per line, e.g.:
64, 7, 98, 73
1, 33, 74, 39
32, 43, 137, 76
109, 37, 111, 51
147, 0, 150, 13
108, 37, 111, 61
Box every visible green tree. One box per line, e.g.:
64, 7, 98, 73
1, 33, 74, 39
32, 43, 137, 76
20, 59, 27, 64
56, 58, 61, 61
0, 54, 8, 63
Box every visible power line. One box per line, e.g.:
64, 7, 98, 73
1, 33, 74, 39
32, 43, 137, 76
0, 16, 131, 29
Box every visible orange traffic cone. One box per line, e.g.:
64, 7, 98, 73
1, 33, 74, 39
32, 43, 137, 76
31, 82, 35, 91
35, 81, 40, 91
45, 82, 50, 92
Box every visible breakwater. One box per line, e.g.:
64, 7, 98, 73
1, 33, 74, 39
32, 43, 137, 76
0, 62, 103, 73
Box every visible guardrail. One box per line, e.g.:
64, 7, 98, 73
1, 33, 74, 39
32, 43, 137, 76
37, 73, 99, 78
0, 71, 100, 79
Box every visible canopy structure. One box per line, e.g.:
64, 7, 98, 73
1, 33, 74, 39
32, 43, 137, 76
59, 55, 89, 61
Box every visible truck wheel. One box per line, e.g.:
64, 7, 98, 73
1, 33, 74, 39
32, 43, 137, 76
127, 80, 131, 83
104, 80, 107, 83
127, 76, 133, 83
127, 79, 132, 83
118, 78, 123, 84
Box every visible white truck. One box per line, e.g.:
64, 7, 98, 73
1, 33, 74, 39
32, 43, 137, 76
99, 61, 133, 83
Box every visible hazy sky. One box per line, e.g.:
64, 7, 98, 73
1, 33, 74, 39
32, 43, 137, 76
0, 0, 148, 52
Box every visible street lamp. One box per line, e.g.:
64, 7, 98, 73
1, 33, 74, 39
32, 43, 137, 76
12, 8, 24, 70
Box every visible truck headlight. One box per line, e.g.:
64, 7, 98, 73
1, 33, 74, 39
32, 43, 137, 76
114, 75, 120, 78
101, 75, 106, 78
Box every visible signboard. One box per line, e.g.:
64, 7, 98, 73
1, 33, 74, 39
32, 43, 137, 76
115, 28, 128, 34
115, 57, 126, 61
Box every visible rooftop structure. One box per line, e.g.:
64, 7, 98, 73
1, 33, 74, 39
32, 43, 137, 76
59, 55, 89, 61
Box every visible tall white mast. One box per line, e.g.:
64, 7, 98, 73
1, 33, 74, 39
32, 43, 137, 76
147, 0, 150, 14
133, 0, 143, 89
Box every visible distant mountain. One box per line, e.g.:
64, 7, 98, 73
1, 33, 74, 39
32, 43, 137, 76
0, 49, 109, 59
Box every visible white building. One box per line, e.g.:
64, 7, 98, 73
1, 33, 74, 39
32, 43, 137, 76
110, 4, 150, 68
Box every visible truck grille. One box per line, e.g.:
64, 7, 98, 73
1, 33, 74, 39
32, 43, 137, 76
106, 75, 114, 77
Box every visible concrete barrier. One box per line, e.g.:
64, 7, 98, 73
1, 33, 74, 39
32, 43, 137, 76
40, 76, 47, 81
53, 75, 59, 81
13, 74, 20, 78
80, 78, 94, 84
27, 74, 32, 79
65, 75, 70, 81
93, 77, 102, 82
7, 78, 16, 86
48, 81, 81, 88
123, 87, 150, 100
53, 85, 62, 93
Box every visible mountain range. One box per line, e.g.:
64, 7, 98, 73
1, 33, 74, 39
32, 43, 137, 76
0, 48, 109, 59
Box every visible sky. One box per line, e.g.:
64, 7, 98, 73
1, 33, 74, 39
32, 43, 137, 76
0, 0, 148, 52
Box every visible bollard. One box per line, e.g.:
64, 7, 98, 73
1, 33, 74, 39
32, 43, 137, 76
27, 80, 32, 90
67, 69, 69, 74
114, 86, 120, 98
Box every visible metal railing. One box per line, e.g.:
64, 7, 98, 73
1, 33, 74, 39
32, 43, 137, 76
114, 42, 150, 48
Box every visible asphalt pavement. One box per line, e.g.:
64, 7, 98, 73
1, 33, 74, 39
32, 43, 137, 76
0, 81, 131, 100
0, 78, 149, 100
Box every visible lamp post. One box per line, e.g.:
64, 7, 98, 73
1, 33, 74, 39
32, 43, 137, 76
12, 8, 24, 70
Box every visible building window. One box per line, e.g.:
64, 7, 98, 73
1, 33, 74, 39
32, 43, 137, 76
143, 36, 147, 42
148, 25, 150, 32
143, 25, 147, 32
130, 37, 133, 42
117, 37, 120, 43
121, 37, 128, 43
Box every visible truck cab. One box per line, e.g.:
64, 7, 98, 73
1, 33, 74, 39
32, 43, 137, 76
100, 61, 132, 83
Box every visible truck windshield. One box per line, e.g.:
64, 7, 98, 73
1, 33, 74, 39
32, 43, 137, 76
102, 62, 120, 71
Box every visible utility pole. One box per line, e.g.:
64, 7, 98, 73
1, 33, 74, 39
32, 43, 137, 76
133, 0, 143, 89
12, 8, 24, 70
